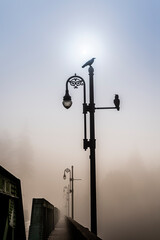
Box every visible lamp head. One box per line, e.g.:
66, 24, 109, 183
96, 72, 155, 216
62, 90, 72, 109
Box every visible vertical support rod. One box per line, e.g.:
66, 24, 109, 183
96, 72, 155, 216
88, 66, 97, 235
71, 165, 74, 219
68, 185, 70, 217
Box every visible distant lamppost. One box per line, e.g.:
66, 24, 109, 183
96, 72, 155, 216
63, 166, 74, 219
62, 59, 120, 235
63, 166, 81, 219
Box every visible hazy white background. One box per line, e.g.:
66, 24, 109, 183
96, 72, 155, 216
0, 1, 160, 239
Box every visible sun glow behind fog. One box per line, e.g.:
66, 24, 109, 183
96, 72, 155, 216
79, 42, 96, 58
65, 31, 107, 65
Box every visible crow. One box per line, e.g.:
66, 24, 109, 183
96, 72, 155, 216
114, 94, 120, 111
82, 58, 96, 68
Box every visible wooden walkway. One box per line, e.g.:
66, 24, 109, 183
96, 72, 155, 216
48, 217, 72, 240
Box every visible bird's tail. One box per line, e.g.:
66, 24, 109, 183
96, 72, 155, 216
82, 64, 86, 68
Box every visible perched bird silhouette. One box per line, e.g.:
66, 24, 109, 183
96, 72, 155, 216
114, 94, 120, 111
82, 58, 96, 68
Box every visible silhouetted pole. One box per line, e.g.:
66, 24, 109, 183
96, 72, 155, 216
62, 59, 120, 235
67, 185, 70, 217
71, 165, 74, 219
88, 66, 97, 234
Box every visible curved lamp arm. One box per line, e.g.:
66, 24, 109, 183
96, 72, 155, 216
63, 74, 88, 150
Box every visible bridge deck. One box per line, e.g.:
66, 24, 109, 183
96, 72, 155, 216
48, 217, 72, 240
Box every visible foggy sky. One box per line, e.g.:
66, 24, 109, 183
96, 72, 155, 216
0, 0, 160, 239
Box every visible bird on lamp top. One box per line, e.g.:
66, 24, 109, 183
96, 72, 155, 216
82, 58, 96, 68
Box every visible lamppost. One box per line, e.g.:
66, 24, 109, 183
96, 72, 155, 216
62, 59, 120, 235
63, 166, 81, 219
63, 166, 74, 219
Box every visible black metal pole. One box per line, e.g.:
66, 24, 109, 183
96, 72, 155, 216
68, 185, 70, 217
88, 66, 97, 235
71, 165, 74, 219
63, 61, 119, 236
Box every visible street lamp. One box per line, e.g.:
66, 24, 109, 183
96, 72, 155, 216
62, 59, 120, 235
63, 166, 81, 219
62, 90, 72, 109
63, 166, 74, 219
